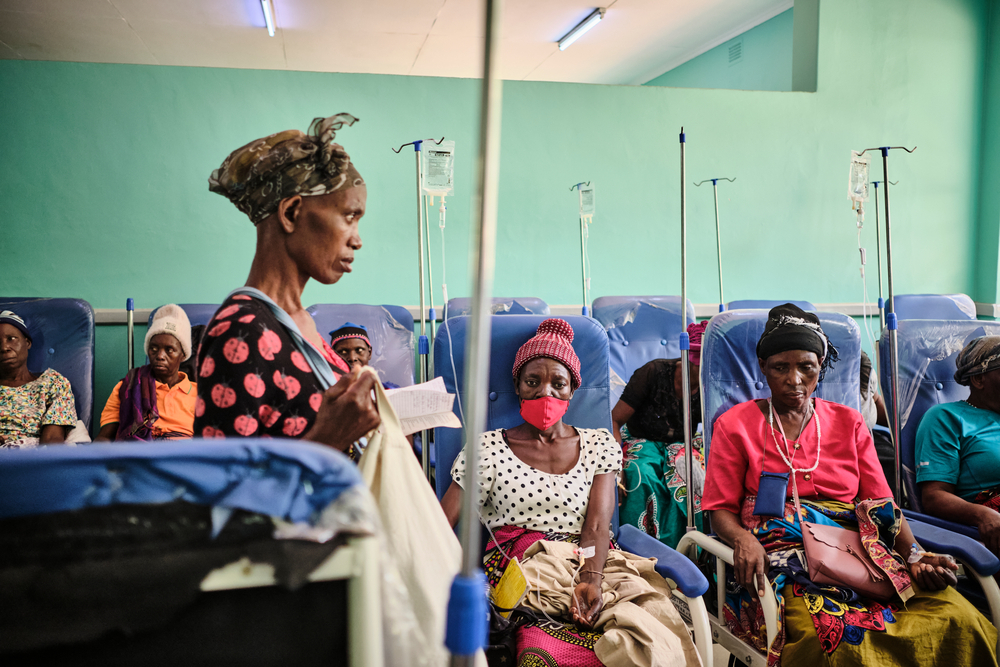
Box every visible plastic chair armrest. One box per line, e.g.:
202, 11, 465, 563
907, 518, 999, 576
902, 509, 980, 539
617, 524, 709, 597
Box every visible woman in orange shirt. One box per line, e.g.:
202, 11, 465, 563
96, 304, 197, 441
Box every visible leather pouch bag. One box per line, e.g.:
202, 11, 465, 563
797, 490, 896, 601
753, 471, 790, 517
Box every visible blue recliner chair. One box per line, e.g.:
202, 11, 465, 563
591, 296, 697, 403
879, 319, 1000, 518
0, 297, 95, 432
892, 293, 977, 321
307, 304, 416, 388
725, 299, 816, 312
445, 297, 549, 319
680, 310, 1000, 661
0, 439, 384, 666
433, 314, 713, 665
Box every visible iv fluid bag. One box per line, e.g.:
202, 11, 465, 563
579, 183, 595, 218
848, 151, 869, 203
423, 140, 455, 195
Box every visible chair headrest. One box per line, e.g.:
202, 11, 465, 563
893, 294, 976, 321
445, 297, 549, 318
702, 310, 861, 457
307, 304, 415, 387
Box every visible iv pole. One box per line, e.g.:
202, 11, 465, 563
694, 177, 736, 313
856, 146, 916, 506
445, 0, 503, 663
570, 181, 592, 316
126, 298, 135, 370
679, 128, 696, 531
393, 136, 445, 480
870, 179, 897, 332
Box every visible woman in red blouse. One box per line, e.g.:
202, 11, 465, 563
702, 304, 995, 666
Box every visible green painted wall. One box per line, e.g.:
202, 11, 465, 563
0, 0, 994, 429
976, 0, 1000, 303
644, 9, 794, 91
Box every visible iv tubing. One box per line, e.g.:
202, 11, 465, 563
448, 0, 503, 662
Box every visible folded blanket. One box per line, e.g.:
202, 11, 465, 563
519, 540, 702, 667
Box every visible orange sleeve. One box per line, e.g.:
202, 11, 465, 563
100, 381, 124, 427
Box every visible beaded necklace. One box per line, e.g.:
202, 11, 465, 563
767, 398, 822, 475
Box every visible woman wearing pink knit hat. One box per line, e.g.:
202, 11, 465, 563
441, 319, 700, 666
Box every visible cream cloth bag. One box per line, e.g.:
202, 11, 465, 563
358, 368, 463, 667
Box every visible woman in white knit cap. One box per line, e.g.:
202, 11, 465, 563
96, 305, 197, 441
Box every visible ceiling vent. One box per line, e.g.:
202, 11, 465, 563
728, 37, 744, 65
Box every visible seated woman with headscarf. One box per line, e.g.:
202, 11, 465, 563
0, 310, 77, 447
196, 113, 380, 456
917, 335, 1000, 556
611, 320, 706, 548
96, 305, 197, 441
703, 304, 996, 666
329, 322, 399, 389
441, 319, 700, 667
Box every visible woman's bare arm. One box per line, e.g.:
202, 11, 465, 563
610, 401, 635, 445
712, 508, 769, 598
441, 479, 463, 529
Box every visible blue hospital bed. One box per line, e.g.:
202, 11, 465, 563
0, 439, 383, 666
678, 309, 1000, 664
434, 314, 713, 665
0, 297, 95, 431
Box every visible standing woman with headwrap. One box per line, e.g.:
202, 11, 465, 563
917, 335, 1000, 555
702, 304, 996, 666
196, 114, 379, 454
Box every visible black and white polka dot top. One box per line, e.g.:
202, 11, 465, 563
451, 428, 621, 534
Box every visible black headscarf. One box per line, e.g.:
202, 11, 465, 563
756, 303, 839, 381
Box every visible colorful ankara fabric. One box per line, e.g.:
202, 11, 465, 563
703, 399, 893, 514
915, 400, 1000, 500
100, 367, 197, 440
194, 295, 355, 454
618, 425, 704, 549
954, 335, 1000, 385
483, 526, 615, 667
619, 357, 701, 443
451, 428, 621, 534
0, 368, 77, 446
721, 496, 995, 666
512, 318, 582, 389
209, 113, 363, 224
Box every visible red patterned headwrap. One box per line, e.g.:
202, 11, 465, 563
512, 319, 582, 389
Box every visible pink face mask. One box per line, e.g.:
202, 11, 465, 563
519, 396, 570, 431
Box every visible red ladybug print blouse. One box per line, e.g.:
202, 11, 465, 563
194, 295, 353, 450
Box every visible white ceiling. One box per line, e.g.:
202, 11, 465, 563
0, 0, 792, 85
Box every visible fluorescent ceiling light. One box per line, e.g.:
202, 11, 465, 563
558, 8, 605, 51
261, 0, 275, 37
